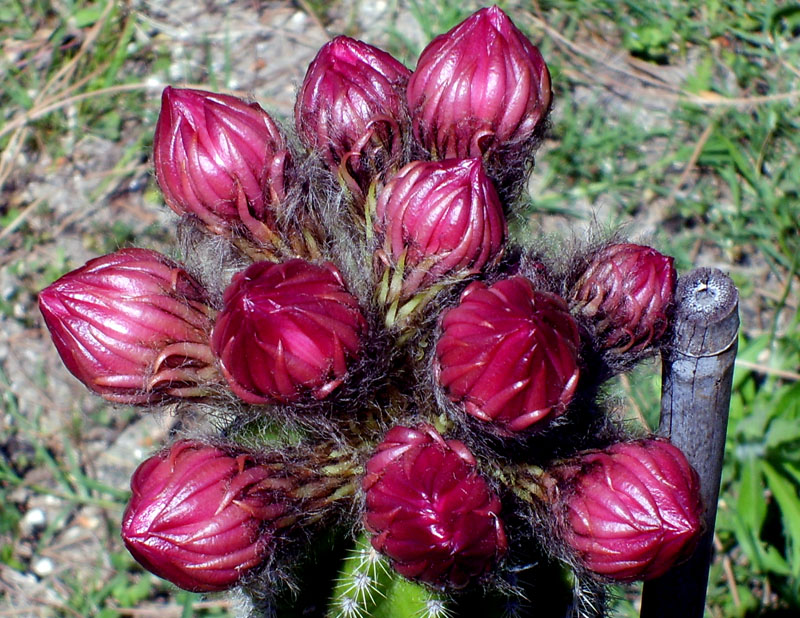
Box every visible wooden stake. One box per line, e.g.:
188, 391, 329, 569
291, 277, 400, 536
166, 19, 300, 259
640, 268, 739, 618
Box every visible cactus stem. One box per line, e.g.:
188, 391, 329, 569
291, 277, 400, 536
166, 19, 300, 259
329, 535, 391, 618
334, 595, 367, 618
420, 598, 453, 618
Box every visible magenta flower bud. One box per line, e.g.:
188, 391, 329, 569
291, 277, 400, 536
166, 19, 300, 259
571, 243, 676, 354
122, 440, 291, 592
546, 438, 703, 582
407, 5, 551, 160
211, 259, 367, 404
374, 158, 506, 298
38, 248, 216, 405
295, 36, 411, 193
435, 276, 580, 434
363, 424, 507, 588
153, 87, 291, 243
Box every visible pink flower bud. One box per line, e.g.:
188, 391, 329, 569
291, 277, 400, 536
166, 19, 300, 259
38, 248, 216, 405
211, 259, 367, 404
122, 440, 292, 592
407, 6, 551, 160
546, 438, 703, 582
571, 243, 676, 354
295, 36, 411, 192
153, 87, 291, 243
363, 424, 507, 588
435, 276, 580, 433
374, 158, 506, 297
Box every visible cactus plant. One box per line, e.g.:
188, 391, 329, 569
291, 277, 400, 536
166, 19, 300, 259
38, 6, 715, 618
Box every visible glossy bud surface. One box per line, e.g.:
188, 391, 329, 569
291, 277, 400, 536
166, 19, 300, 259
122, 440, 291, 591
153, 87, 291, 240
436, 276, 580, 433
38, 248, 215, 404
572, 243, 676, 354
295, 36, 411, 189
375, 158, 506, 296
363, 424, 507, 588
548, 438, 703, 581
407, 5, 551, 160
211, 259, 367, 404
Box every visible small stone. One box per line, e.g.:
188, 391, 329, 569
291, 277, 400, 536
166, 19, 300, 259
19, 508, 46, 536
32, 557, 54, 577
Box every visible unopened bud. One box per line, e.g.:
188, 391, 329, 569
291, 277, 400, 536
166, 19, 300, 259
211, 259, 367, 404
407, 5, 551, 161
571, 243, 676, 355
363, 424, 507, 588
546, 438, 703, 581
435, 276, 580, 433
153, 87, 292, 244
122, 440, 293, 591
295, 36, 411, 194
375, 158, 506, 299
38, 248, 216, 405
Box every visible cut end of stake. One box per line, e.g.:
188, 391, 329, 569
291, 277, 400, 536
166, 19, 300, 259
675, 268, 738, 324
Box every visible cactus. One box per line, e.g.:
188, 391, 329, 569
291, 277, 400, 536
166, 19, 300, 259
38, 6, 712, 618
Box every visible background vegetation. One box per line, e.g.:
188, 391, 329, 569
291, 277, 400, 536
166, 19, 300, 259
1, 0, 798, 615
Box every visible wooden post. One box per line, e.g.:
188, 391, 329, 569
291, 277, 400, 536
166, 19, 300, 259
640, 268, 739, 618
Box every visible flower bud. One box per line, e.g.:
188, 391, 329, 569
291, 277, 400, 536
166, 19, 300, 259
121, 440, 292, 592
38, 248, 216, 405
545, 438, 703, 582
153, 87, 291, 243
571, 243, 676, 354
374, 158, 506, 298
211, 259, 367, 404
295, 36, 411, 193
363, 424, 507, 588
435, 276, 580, 433
407, 6, 551, 160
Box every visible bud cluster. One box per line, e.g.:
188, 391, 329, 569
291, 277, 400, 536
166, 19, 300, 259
39, 5, 701, 615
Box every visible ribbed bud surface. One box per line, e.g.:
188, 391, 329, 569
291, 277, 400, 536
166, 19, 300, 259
547, 438, 703, 582
375, 158, 506, 297
435, 276, 580, 433
211, 259, 367, 404
363, 424, 507, 588
295, 36, 411, 190
121, 440, 292, 592
571, 243, 676, 354
153, 87, 291, 242
38, 248, 215, 405
407, 6, 551, 160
